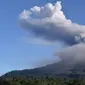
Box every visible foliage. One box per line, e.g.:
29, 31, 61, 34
1, 76, 85, 85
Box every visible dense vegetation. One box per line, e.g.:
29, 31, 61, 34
2, 62, 85, 85
1, 76, 85, 85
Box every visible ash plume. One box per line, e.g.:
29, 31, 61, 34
19, 1, 85, 45
19, 0, 85, 66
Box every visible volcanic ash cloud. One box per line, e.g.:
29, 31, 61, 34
19, 1, 85, 65
19, 1, 85, 45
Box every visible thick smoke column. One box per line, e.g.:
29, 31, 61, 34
19, 1, 85, 66
19, 1, 85, 45
57, 43, 85, 65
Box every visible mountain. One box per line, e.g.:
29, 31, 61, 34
2, 61, 85, 78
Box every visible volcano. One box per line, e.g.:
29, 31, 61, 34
2, 60, 85, 78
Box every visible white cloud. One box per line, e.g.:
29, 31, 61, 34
19, 1, 85, 45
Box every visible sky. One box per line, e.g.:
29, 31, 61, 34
0, 0, 85, 75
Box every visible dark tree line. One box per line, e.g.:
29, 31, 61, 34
0, 76, 85, 85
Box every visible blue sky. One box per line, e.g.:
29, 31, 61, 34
0, 0, 85, 75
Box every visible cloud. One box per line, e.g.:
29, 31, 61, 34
19, 1, 85, 45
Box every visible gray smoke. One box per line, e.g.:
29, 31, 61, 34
57, 43, 85, 64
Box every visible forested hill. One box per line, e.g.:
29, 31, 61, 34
2, 61, 85, 78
